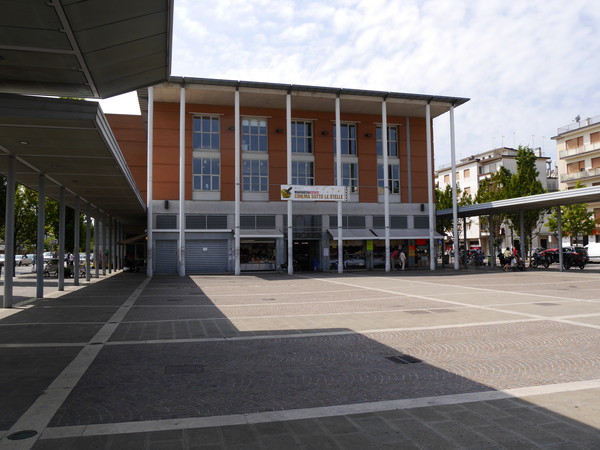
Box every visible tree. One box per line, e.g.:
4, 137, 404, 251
475, 167, 512, 252
435, 182, 473, 248
547, 182, 598, 244
503, 146, 546, 255
14, 185, 39, 252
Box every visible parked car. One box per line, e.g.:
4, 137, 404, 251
343, 254, 366, 269
15, 254, 33, 266
584, 242, 600, 263
43, 252, 54, 262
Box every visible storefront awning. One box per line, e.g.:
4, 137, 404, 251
327, 229, 378, 240
370, 229, 444, 240
240, 229, 284, 239
118, 233, 147, 245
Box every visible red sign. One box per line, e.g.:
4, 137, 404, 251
416, 239, 427, 245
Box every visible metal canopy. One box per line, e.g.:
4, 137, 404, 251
0, 0, 173, 99
140, 77, 470, 119
437, 186, 600, 219
0, 93, 146, 228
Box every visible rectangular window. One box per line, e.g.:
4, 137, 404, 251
193, 157, 220, 191
335, 162, 359, 192
333, 123, 357, 155
242, 159, 268, 192
591, 132, 600, 144
240, 215, 276, 229
567, 161, 585, 173
186, 215, 227, 229
463, 168, 470, 178
566, 136, 583, 149
329, 215, 365, 229
292, 121, 313, 153
376, 125, 398, 156
192, 116, 220, 150
156, 214, 177, 229
292, 161, 314, 185
443, 174, 449, 183
592, 157, 600, 169
373, 215, 408, 229
242, 118, 267, 151
464, 187, 471, 196
377, 164, 400, 194
414, 216, 429, 229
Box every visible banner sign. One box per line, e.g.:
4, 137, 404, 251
280, 185, 349, 201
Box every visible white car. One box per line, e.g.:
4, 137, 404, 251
15, 255, 33, 266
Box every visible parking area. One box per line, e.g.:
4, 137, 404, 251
1, 266, 599, 448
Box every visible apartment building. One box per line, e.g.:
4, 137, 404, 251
435, 147, 554, 254
554, 115, 600, 244
108, 78, 468, 274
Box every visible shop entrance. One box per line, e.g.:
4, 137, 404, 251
292, 240, 320, 271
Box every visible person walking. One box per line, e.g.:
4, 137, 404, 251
399, 248, 407, 270
390, 248, 399, 270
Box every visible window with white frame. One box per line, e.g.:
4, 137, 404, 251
333, 123, 357, 155
193, 157, 220, 191
377, 163, 400, 194
335, 162, 359, 192
292, 120, 313, 153
376, 125, 398, 156
292, 161, 314, 185
242, 159, 268, 192
192, 116, 220, 150
242, 118, 268, 151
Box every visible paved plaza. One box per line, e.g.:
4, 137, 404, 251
1, 266, 600, 449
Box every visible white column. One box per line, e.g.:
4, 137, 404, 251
450, 105, 459, 270
286, 92, 294, 274
405, 117, 412, 203
425, 102, 435, 271
234, 88, 241, 275
519, 210, 526, 263
179, 85, 186, 276
557, 206, 563, 272
36, 174, 45, 298
94, 216, 99, 278
108, 217, 113, 274
58, 186, 66, 290
86, 205, 91, 281
146, 86, 154, 277
102, 214, 107, 276
73, 197, 80, 286
335, 95, 343, 273
3, 155, 15, 307
382, 99, 390, 272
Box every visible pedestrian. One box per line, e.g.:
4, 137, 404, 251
68, 252, 74, 266
399, 248, 407, 270
390, 248, 399, 270
503, 247, 511, 272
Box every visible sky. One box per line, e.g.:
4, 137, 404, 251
98, 0, 600, 169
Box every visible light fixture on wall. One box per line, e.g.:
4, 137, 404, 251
228, 126, 235, 131
420, 203, 424, 212
276, 129, 284, 133
165, 200, 169, 209
321, 131, 329, 135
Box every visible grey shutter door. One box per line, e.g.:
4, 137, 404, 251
186, 240, 228, 274
155, 240, 177, 274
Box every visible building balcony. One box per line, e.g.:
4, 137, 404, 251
559, 143, 600, 159
560, 167, 600, 183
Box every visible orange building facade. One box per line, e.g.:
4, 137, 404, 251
111, 78, 468, 274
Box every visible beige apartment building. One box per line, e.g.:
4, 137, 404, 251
554, 115, 600, 244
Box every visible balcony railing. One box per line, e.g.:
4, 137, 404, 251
560, 167, 600, 183
559, 143, 600, 159
557, 114, 600, 134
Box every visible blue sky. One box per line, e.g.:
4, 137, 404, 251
98, 0, 600, 168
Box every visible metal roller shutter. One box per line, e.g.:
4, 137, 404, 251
155, 240, 177, 274
186, 240, 228, 274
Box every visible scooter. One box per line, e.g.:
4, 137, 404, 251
530, 251, 550, 269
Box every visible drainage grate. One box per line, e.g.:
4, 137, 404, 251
385, 354, 422, 365
165, 364, 204, 375
405, 310, 431, 315
535, 302, 559, 306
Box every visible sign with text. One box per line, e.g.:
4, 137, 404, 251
280, 185, 349, 201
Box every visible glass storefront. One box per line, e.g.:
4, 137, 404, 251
240, 240, 275, 270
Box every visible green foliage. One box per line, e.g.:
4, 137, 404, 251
546, 182, 598, 242
435, 182, 472, 236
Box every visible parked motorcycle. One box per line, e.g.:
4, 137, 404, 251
530, 251, 550, 269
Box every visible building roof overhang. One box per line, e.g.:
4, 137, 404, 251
141, 77, 469, 119
0, 0, 173, 99
0, 93, 146, 228
437, 186, 600, 219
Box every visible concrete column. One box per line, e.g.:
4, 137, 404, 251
58, 186, 65, 291
557, 207, 563, 272
286, 92, 293, 274
73, 197, 80, 286
382, 99, 390, 272
519, 210, 526, 263
335, 95, 343, 274
405, 117, 412, 203
86, 205, 91, 281
36, 174, 45, 298
3, 155, 16, 307
425, 102, 435, 270
234, 88, 241, 275
179, 85, 186, 276
108, 216, 113, 274
147, 86, 154, 277
102, 214, 107, 276
450, 105, 459, 271
94, 216, 99, 278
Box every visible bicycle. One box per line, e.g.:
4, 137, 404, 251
277, 260, 301, 274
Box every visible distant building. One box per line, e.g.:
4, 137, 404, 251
435, 147, 556, 255
553, 115, 600, 244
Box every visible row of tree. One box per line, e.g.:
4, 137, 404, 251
436, 146, 598, 256
0, 179, 91, 255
